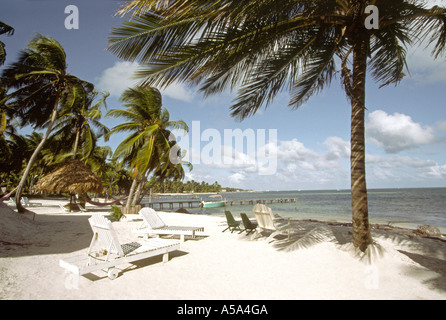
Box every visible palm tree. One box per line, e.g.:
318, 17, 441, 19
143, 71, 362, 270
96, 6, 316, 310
107, 86, 188, 209
0, 21, 14, 136
50, 88, 110, 161
108, 0, 446, 252
2, 34, 94, 212
0, 21, 14, 66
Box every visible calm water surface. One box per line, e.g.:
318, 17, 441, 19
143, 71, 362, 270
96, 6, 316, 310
144, 188, 446, 231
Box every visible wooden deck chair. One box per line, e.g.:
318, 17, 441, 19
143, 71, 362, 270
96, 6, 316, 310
222, 210, 242, 233
59, 214, 180, 279
133, 208, 204, 242
240, 213, 258, 234
252, 204, 290, 242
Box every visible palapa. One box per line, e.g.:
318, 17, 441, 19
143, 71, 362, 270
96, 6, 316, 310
35, 159, 103, 194
35, 160, 103, 211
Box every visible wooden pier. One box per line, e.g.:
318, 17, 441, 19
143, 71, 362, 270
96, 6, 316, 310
147, 200, 201, 210
146, 198, 297, 210
226, 198, 297, 206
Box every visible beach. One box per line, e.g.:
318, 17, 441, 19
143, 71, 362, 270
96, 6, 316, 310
1, 199, 445, 300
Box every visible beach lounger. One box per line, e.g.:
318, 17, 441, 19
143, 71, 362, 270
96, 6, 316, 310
133, 208, 204, 243
59, 214, 180, 280
22, 197, 42, 207
59, 204, 70, 213
252, 204, 290, 243
240, 213, 258, 234
222, 210, 242, 233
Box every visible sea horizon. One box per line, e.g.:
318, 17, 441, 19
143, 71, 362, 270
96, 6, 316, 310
145, 187, 446, 232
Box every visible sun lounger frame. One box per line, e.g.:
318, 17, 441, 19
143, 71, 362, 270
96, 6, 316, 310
59, 214, 180, 279
133, 208, 204, 242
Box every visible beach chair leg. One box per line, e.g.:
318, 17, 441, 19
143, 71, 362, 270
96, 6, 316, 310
162, 252, 169, 263
266, 231, 279, 243
250, 230, 260, 241
180, 234, 185, 243
108, 268, 119, 280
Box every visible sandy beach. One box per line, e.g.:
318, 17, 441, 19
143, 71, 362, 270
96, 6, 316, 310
1, 198, 445, 300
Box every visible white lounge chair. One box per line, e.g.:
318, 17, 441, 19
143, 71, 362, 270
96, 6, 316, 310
252, 204, 290, 243
59, 214, 180, 279
133, 208, 204, 243
59, 204, 70, 213
22, 196, 42, 207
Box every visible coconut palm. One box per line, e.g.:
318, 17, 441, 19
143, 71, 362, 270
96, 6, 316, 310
108, 0, 446, 252
50, 88, 110, 161
107, 86, 188, 209
0, 21, 14, 66
0, 21, 13, 135
2, 34, 94, 212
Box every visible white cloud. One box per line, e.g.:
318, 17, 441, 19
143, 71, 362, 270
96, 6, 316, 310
96, 61, 140, 97
366, 110, 436, 153
323, 136, 350, 160
228, 172, 247, 184
161, 82, 196, 102
96, 61, 195, 102
182, 128, 445, 189
276, 139, 319, 162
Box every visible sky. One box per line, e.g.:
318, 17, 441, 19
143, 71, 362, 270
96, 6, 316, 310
1, 0, 446, 191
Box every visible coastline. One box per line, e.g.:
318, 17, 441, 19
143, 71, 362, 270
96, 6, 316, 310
1, 199, 445, 300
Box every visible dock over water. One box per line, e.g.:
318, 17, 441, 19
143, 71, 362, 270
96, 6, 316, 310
146, 198, 297, 210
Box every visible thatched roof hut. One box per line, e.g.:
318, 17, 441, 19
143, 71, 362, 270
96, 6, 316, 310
35, 159, 103, 194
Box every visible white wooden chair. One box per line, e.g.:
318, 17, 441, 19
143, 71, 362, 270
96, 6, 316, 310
59, 204, 70, 213
133, 208, 204, 243
22, 197, 42, 207
252, 204, 290, 243
59, 214, 180, 279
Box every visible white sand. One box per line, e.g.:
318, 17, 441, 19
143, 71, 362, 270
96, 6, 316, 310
1, 199, 445, 300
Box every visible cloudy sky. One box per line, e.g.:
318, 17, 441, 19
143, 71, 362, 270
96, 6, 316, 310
1, 0, 446, 191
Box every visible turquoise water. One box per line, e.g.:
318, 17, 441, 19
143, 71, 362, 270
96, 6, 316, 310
144, 188, 446, 231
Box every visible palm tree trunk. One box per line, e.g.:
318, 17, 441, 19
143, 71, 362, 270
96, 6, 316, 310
350, 38, 372, 252
72, 127, 80, 159
125, 177, 138, 210
132, 170, 152, 206
15, 98, 59, 213
137, 175, 163, 204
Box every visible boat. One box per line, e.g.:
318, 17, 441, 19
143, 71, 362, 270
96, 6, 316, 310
200, 195, 226, 208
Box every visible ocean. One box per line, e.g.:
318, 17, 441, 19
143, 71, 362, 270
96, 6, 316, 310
144, 187, 446, 232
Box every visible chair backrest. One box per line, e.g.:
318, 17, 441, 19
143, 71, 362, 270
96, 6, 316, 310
252, 204, 275, 230
224, 210, 238, 226
240, 213, 253, 228
139, 207, 166, 229
88, 214, 124, 256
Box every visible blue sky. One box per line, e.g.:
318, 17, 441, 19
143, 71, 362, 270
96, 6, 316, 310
1, 0, 446, 191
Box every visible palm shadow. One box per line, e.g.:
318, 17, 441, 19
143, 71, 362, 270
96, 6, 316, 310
267, 219, 352, 252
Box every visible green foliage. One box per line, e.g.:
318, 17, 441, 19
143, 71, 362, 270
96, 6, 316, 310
109, 205, 125, 221
148, 178, 241, 194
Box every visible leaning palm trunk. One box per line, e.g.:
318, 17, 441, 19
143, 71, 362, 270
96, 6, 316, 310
72, 128, 81, 160
125, 177, 138, 210
15, 98, 59, 212
132, 170, 149, 206
350, 39, 372, 252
